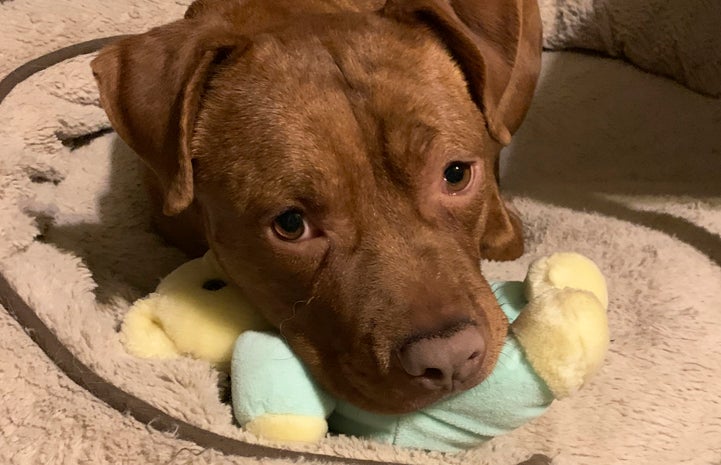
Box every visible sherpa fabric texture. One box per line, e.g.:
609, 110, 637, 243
538, 0, 721, 97
1, 1, 721, 465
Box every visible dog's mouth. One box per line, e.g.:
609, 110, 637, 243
273, 276, 510, 414
335, 361, 490, 415
329, 330, 496, 415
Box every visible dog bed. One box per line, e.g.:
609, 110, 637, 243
1, 1, 720, 464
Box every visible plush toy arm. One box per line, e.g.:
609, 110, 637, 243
121, 296, 181, 359
231, 331, 336, 443
512, 253, 610, 399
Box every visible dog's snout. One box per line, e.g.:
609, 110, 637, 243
398, 326, 485, 391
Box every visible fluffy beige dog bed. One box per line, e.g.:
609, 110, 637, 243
1, 1, 720, 464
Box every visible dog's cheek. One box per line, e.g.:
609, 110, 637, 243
476, 287, 509, 377
476, 161, 525, 261
203, 225, 319, 325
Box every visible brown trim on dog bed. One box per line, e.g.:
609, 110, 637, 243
0, 272, 388, 464
0, 36, 130, 102
0, 37, 551, 465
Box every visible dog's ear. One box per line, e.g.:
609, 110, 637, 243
381, 0, 542, 146
91, 19, 248, 215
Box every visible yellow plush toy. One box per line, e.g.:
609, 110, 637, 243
120, 252, 271, 371
121, 252, 609, 452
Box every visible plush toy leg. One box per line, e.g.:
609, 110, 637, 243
245, 414, 329, 443
515, 252, 610, 398
512, 288, 609, 399
232, 331, 335, 444
525, 252, 608, 310
120, 297, 180, 359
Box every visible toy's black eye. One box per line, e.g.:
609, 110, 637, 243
202, 279, 226, 291
443, 162, 472, 193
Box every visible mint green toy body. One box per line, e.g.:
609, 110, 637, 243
232, 282, 554, 452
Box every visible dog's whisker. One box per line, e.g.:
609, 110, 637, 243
278, 296, 316, 344
492, 347, 515, 371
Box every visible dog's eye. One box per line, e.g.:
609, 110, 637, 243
272, 209, 307, 241
443, 162, 472, 193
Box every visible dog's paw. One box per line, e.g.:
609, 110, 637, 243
245, 414, 328, 444
524, 252, 608, 310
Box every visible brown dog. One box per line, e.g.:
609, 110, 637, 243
91, 0, 542, 414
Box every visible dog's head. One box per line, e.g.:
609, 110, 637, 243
92, 0, 541, 413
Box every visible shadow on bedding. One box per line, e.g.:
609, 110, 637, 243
37, 136, 189, 305
502, 52, 721, 268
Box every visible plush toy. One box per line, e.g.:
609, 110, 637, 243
121, 251, 610, 452
120, 252, 272, 371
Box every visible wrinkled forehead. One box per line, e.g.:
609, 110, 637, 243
238, 13, 480, 128
197, 13, 484, 207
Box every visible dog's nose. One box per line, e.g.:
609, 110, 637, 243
398, 326, 485, 391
